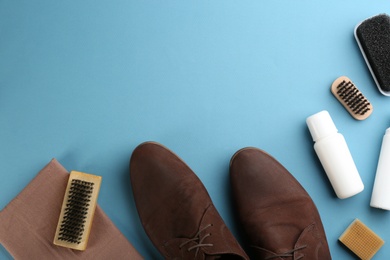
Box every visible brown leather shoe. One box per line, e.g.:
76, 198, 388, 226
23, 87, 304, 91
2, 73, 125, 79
230, 147, 331, 260
130, 142, 249, 260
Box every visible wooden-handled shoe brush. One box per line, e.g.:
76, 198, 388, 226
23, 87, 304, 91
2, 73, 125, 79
331, 76, 373, 120
53, 171, 102, 251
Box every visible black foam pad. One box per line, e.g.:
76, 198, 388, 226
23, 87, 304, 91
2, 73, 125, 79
355, 14, 390, 95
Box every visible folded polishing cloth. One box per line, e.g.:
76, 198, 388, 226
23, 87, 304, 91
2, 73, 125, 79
0, 159, 143, 259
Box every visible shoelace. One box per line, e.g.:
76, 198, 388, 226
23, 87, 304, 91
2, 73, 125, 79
179, 224, 214, 257
252, 245, 307, 259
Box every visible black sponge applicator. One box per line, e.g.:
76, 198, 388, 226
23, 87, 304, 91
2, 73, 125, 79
355, 14, 390, 96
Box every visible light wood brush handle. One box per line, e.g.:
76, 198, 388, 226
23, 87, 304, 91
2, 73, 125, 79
53, 171, 102, 251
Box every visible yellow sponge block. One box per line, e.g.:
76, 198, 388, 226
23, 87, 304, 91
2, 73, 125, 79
339, 219, 384, 260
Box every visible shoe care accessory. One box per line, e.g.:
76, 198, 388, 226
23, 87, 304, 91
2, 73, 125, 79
53, 171, 102, 250
0, 159, 143, 259
370, 127, 390, 210
331, 76, 373, 120
355, 14, 390, 96
306, 110, 364, 199
339, 219, 384, 260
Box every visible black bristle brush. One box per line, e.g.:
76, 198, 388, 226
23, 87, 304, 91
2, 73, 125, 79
331, 76, 373, 120
355, 14, 390, 96
53, 171, 102, 251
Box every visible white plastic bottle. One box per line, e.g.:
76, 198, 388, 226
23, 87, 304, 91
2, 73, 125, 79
370, 127, 390, 210
306, 110, 364, 199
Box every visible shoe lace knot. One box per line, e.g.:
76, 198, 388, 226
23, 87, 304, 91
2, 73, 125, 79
179, 224, 214, 257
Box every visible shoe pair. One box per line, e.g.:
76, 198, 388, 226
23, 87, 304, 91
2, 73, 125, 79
129, 142, 331, 259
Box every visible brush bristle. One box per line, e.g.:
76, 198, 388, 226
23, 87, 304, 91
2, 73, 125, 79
355, 14, 390, 95
58, 179, 94, 244
331, 76, 373, 120
54, 171, 102, 251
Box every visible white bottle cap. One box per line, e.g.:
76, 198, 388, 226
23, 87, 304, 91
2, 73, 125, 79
306, 110, 338, 142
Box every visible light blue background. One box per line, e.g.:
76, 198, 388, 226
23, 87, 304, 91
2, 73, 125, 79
1, 1, 390, 259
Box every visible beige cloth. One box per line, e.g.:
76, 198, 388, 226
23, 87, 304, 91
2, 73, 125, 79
0, 159, 143, 260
